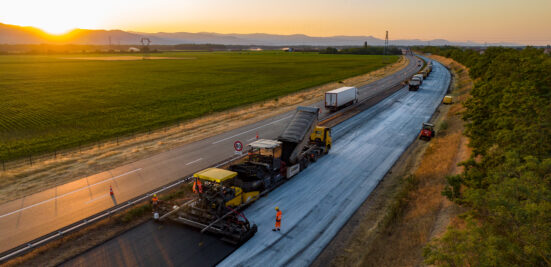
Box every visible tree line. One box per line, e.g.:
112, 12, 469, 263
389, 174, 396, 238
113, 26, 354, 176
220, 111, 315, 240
320, 45, 402, 55
420, 46, 551, 266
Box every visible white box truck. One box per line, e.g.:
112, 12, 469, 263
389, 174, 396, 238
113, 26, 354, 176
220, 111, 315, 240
325, 87, 358, 111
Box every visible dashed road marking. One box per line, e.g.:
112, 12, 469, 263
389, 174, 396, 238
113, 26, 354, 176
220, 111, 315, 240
185, 158, 203, 165
212, 115, 292, 144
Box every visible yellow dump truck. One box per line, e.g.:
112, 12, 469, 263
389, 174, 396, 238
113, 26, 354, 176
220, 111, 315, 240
442, 95, 453, 104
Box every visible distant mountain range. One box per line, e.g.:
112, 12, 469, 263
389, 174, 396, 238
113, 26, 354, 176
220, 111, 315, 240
0, 23, 519, 47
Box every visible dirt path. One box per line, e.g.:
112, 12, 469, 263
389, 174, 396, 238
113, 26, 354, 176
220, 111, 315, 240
313, 55, 473, 267
0, 56, 408, 204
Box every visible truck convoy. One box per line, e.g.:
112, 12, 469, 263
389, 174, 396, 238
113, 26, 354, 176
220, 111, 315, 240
409, 60, 433, 91
325, 86, 358, 111
156, 106, 332, 244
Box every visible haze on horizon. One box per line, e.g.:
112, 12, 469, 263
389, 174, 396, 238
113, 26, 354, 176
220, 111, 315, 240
2, 0, 550, 45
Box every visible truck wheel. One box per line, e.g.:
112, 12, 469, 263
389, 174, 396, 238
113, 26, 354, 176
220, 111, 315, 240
310, 153, 316, 162
300, 158, 309, 170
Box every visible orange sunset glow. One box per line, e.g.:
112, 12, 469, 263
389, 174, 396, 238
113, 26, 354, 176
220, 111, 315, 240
1, 0, 551, 44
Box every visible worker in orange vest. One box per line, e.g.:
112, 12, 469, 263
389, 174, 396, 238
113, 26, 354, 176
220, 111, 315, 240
151, 194, 159, 206
272, 207, 282, 231
192, 178, 203, 194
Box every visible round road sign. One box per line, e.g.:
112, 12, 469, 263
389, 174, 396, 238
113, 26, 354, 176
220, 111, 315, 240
234, 141, 243, 152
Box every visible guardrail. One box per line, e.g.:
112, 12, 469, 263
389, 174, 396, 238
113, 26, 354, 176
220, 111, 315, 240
0, 55, 422, 264
0, 154, 244, 263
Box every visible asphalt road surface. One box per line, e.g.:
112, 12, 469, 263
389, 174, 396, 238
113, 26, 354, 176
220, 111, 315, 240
61, 56, 447, 267
62, 221, 236, 267
220, 57, 450, 266
0, 54, 420, 255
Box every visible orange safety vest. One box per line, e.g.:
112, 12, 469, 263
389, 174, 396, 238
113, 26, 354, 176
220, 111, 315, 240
276, 210, 282, 222
152, 196, 158, 203
193, 179, 203, 194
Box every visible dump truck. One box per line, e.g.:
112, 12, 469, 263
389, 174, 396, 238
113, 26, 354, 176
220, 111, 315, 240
442, 95, 453, 104
325, 87, 358, 111
156, 106, 331, 244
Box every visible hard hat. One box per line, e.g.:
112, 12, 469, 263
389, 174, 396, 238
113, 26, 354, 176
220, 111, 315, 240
275, 207, 279, 211
153, 194, 157, 197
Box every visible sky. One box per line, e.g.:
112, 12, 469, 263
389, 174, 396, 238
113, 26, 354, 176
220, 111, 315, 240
1, 0, 550, 45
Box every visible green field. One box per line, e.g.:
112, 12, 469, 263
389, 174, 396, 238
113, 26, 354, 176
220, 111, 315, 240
0, 51, 397, 161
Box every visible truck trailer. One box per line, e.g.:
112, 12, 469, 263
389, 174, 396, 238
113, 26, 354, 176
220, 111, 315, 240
325, 87, 358, 111
156, 106, 332, 244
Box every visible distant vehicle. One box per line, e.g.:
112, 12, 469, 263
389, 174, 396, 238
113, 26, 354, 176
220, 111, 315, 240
442, 95, 453, 104
325, 86, 358, 111
421, 70, 429, 78
414, 74, 424, 84
419, 123, 435, 141
408, 76, 422, 91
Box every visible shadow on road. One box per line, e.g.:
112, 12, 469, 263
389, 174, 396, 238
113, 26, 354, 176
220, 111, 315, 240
111, 195, 117, 205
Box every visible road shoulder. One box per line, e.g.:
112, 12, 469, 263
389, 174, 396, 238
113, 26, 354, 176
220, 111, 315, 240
313, 55, 472, 267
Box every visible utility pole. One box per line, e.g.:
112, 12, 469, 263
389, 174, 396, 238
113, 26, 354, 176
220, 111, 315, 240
141, 38, 151, 60
384, 30, 389, 56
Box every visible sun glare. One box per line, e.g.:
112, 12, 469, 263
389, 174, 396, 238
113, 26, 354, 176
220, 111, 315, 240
40, 24, 75, 35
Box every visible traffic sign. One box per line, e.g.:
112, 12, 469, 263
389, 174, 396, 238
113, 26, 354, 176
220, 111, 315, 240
234, 140, 243, 152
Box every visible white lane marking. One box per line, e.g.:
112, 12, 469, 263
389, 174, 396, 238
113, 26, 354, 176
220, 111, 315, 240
185, 158, 203, 166
85, 194, 109, 204
211, 115, 293, 144
247, 137, 256, 141
0, 168, 142, 219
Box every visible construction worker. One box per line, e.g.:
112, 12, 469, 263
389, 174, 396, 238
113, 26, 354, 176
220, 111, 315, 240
151, 194, 159, 208
272, 207, 282, 231
192, 178, 203, 194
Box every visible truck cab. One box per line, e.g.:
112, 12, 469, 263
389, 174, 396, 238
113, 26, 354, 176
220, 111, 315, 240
245, 139, 283, 171
409, 77, 422, 91
310, 126, 332, 152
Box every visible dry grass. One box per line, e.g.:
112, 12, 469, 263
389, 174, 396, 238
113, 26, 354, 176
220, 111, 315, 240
328, 55, 473, 267
0, 56, 409, 204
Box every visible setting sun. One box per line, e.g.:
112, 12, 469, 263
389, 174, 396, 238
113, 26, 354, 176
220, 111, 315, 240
39, 23, 74, 35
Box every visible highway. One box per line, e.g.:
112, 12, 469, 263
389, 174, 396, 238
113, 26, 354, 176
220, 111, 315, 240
0, 54, 420, 256
220, 57, 450, 266
60, 56, 447, 267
